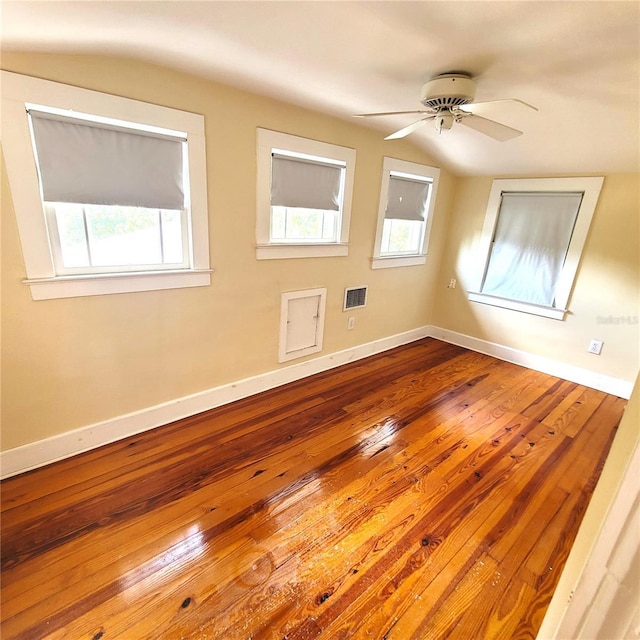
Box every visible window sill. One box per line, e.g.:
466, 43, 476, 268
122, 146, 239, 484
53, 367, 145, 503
256, 243, 349, 260
468, 292, 567, 320
24, 269, 213, 300
370, 255, 426, 270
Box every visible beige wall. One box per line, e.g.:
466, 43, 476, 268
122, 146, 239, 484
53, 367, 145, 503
432, 173, 640, 382
0, 53, 454, 451
2, 53, 638, 455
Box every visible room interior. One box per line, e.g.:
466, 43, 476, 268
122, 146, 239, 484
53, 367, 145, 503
1, 1, 639, 638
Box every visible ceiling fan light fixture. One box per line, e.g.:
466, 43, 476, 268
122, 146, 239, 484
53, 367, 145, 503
356, 70, 535, 142
420, 73, 477, 109
434, 112, 454, 134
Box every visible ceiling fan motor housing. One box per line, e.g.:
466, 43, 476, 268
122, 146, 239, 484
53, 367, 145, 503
421, 73, 477, 109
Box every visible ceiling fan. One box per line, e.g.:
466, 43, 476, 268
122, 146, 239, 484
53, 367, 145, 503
354, 72, 538, 141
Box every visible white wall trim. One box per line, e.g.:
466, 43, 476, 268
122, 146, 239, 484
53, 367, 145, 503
256, 243, 349, 260
429, 326, 634, 399
0, 326, 429, 479
25, 269, 212, 300
370, 255, 426, 270
467, 292, 567, 320
3, 324, 634, 479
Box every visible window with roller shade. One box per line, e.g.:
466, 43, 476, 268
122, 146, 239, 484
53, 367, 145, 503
468, 177, 604, 320
480, 192, 582, 306
256, 128, 356, 259
372, 157, 439, 269
29, 108, 190, 275
1, 71, 210, 300
270, 152, 344, 244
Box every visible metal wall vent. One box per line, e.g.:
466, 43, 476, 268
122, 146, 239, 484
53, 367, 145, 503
344, 286, 368, 311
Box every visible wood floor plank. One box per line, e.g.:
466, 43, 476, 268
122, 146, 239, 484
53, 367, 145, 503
0, 338, 626, 640
319, 418, 570, 638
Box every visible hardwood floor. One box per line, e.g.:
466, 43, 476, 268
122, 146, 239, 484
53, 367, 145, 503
0, 338, 627, 640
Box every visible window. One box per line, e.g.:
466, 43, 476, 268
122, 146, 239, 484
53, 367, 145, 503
1, 71, 210, 299
371, 157, 439, 269
468, 177, 604, 320
256, 128, 355, 259
44, 203, 187, 273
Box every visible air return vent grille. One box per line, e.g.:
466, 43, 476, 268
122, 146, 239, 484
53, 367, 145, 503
344, 286, 368, 311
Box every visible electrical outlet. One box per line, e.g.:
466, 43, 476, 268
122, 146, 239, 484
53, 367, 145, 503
588, 339, 603, 355
347, 317, 355, 330
448, 278, 456, 289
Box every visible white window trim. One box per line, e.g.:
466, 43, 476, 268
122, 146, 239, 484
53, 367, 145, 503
256, 128, 355, 259
1, 71, 211, 299
468, 177, 604, 320
371, 157, 439, 270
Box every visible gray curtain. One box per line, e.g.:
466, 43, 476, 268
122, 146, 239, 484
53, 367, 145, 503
481, 192, 582, 306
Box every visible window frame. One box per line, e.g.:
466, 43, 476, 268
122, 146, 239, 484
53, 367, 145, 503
468, 177, 604, 320
256, 128, 356, 259
1, 71, 211, 300
371, 157, 439, 270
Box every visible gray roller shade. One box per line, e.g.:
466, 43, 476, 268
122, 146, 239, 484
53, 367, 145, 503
271, 154, 342, 211
29, 110, 185, 209
385, 175, 431, 221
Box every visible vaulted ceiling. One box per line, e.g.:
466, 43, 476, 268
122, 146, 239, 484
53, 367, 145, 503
2, 1, 638, 176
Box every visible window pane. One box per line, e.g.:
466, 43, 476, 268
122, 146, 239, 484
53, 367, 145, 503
286, 208, 322, 239
321, 210, 337, 240
160, 210, 184, 264
85, 206, 162, 266
270, 207, 338, 242
381, 218, 424, 255
54, 204, 90, 267
271, 206, 286, 240
49, 203, 188, 272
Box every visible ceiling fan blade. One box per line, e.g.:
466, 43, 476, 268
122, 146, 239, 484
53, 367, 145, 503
353, 110, 432, 118
385, 116, 436, 140
459, 98, 538, 114
459, 114, 523, 141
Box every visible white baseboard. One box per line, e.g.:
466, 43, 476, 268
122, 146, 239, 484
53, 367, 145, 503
429, 326, 634, 400
2, 325, 633, 480
0, 326, 429, 479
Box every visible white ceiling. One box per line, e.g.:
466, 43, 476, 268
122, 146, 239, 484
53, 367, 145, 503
2, 1, 639, 176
